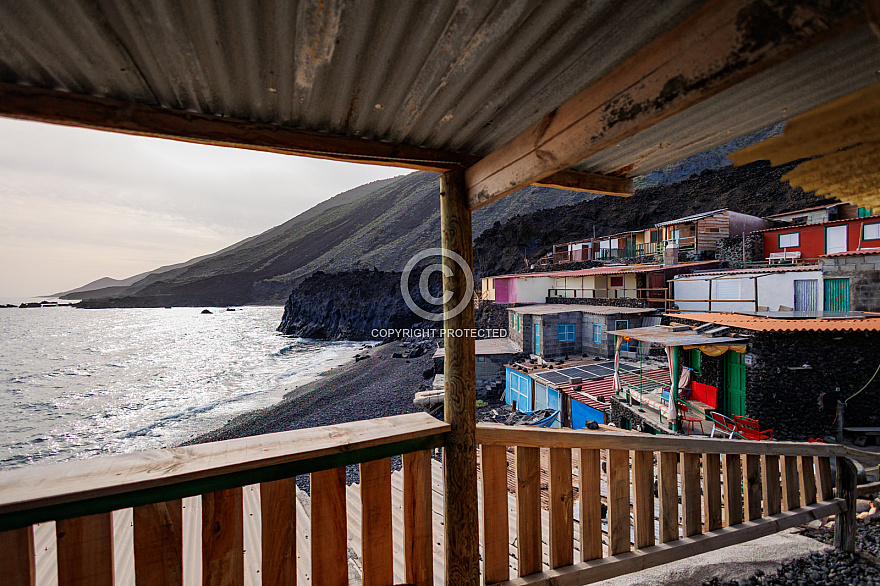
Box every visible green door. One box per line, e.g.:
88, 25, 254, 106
824, 278, 850, 312
724, 351, 746, 416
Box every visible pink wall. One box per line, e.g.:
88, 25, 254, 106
495, 277, 514, 303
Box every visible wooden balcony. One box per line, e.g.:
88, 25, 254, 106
0, 412, 862, 586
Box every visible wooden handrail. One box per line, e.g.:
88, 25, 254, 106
0, 412, 448, 531
476, 423, 860, 458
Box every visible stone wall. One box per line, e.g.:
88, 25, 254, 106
745, 330, 880, 440
717, 233, 765, 267
535, 312, 582, 359
819, 253, 880, 312
609, 396, 674, 434
545, 297, 650, 308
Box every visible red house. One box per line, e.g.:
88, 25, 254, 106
763, 215, 880, 262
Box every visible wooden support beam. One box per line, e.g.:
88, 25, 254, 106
57, 513, 114, 586
202, 488, 244, 586
579, 449, 603, 561
260, 480, 296, 586
403, 450, 433, 586
515, 446, 542, 576
658, 452, 679, 543
465, 0, 864, 210
133, 500, 183, 586
360, 459, 393, 586
549, 448, 574, 568
440, 169, 479, 584
0, 527, 35, 586
817, 457, 835, 501
311, 468, 348, 586
607, 449, 631, 555
481, 445, 510, 583
632, 451, 655, 549
834, 457, 858, 553
0, 82, 622, 198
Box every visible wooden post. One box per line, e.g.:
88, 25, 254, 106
403, 451, 433, 586
834, 457, 858, 553
440, 169, 479, 583
202, 488, 244, 586
133, 500, 183, 586
549, 448, 574, 568
481, 445, 509, 583
57, 513, 114, 586
260, 480, 296, 586
579, 448, 603, 561
0, 527, 35, 586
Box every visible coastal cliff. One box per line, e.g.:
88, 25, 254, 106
277, 269, 433, 341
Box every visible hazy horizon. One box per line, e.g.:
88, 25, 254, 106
0, 118, 410, 297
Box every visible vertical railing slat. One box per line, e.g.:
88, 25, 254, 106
799, 456, 818, 506
515, 446, 542, 576
57, 513, 114, 586
781, 456, 801, 512
834, 457, 858, 552
311, 468, 348, 586
607, 449, 630, 554
579, 448, 603, 561
403, 450, 433, 586
681, 453, 702, 537
722, 454, 743, 527
202, 488, 244, 586
632, 450, 654, 548
0, 526, 35, 586
549, 447, 574, 568
817, 457, 834, 501
133, 500, 183, 586
658, 452, 679, 543
360, 458, 393, 586
260, 479, 296, 586
702, 453, 722, 532
762, 455, 782, 516
481, 445, 509, 583
743, 454, 762, 521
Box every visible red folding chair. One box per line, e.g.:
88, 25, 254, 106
678, 402, 705, 435
732, 415, 773, 441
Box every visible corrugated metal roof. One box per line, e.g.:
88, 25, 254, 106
0, 1, 877, 181
609, 325, 746, 346
676, 312, 880, 332
510, 304, 656, 316
757, 215, 877, 234
820, 248, 880, 258
654, 209, 728, 227
494, 260, 718, 280
558, 367, 670, 411
766, 203, 844, 218
676, 265, 820, 278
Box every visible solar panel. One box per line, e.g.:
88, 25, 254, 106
557, 367, 588, 378
536, 371, 569, 385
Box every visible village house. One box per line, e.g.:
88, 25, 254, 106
507, 304, 659, 360
762, 214, 880, 262
655, 209, 771, 255
766, 202, 864, 226
671, 265, 826, 312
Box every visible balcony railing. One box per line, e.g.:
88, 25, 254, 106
0, 412, 865, 585
548, 287, 668, 303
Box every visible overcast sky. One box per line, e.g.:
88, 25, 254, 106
0, 117, 410, 298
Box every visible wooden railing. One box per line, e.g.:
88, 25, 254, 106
0, 413, 448, 586
476, 424, 859, 586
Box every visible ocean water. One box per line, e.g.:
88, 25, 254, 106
0, 304, 357, 470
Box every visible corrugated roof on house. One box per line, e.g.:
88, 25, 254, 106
510, 304, 656, 316
820, 248, 880, 258
675, 312, 880, 332
756, 215, 878, 234
677, 266, 820, 277
557, 367, 670, 411
654, 209, 728, 227
766, 203, 844, 218
492, 260, 718, 280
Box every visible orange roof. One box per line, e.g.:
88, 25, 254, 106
820, 248, 880, 258
676, 312, 880, 332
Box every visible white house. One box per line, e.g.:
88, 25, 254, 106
672, 266, 824, 312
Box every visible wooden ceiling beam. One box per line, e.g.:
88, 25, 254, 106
0, 82, 627, 197
465, 0, 867, 211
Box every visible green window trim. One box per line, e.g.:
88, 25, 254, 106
777, 232, 800, 248
689, 348, 702, 374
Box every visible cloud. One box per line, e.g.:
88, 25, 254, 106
0, 118, 410, 296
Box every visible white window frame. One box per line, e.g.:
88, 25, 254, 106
778, 232, 800, 248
